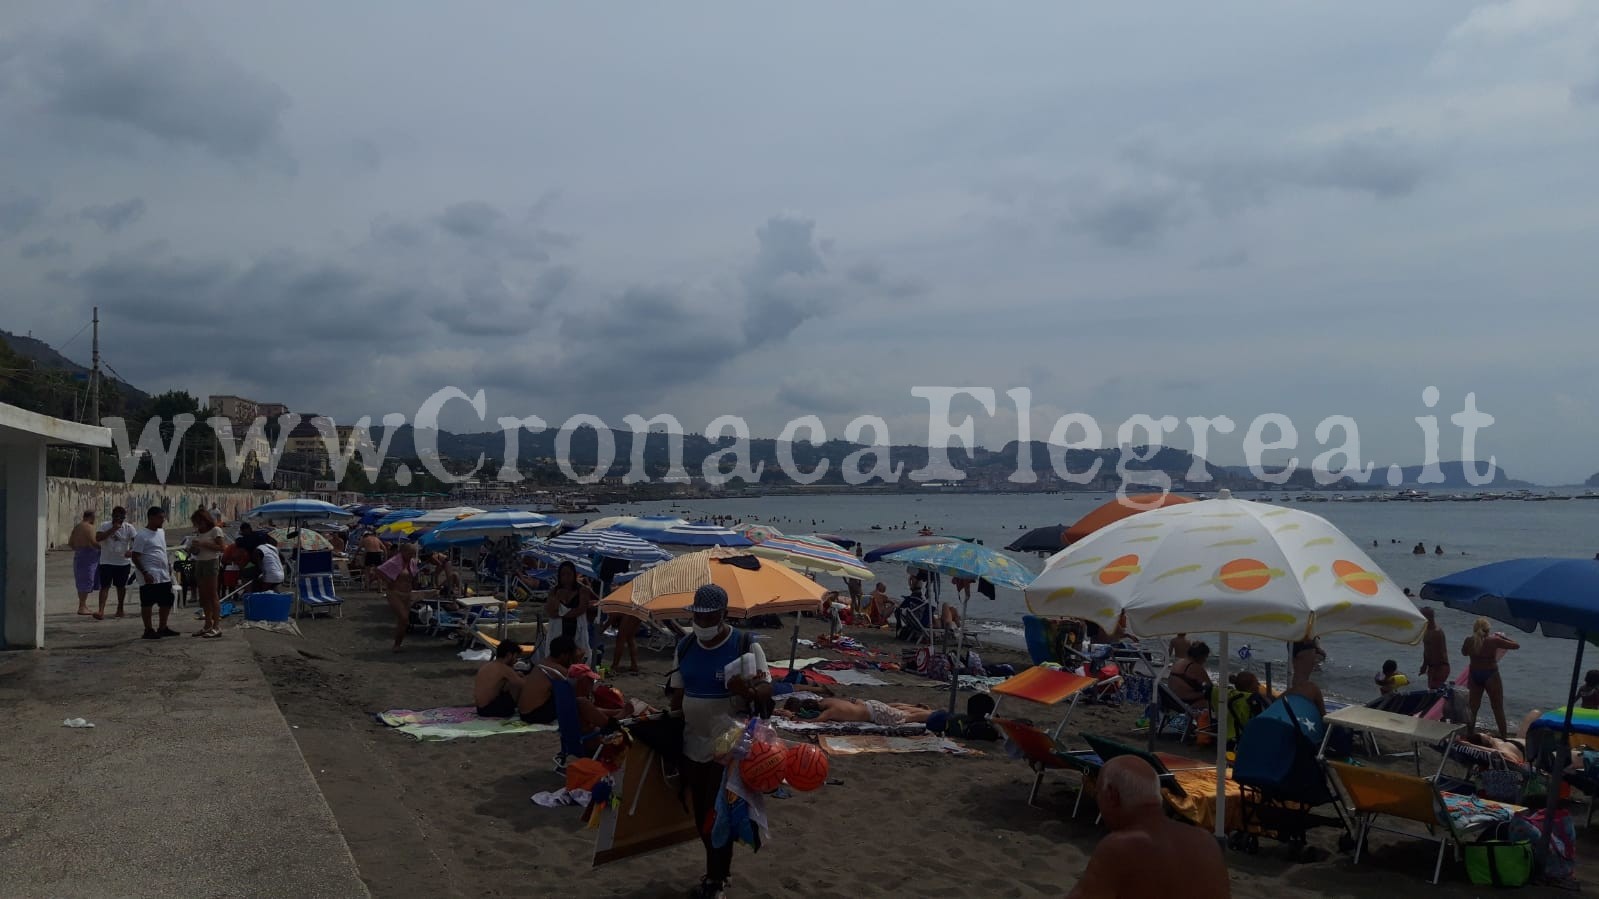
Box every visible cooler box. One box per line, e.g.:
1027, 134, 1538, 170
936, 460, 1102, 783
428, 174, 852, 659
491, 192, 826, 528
244, 592, 292, 622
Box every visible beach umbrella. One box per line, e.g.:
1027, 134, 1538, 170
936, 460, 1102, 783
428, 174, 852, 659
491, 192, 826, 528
810, 533, 858, 549
1025, 487, 1423, 839
410, 506, 486, 524
1006, 525, 1070, 554
1063, 493, 1194, 546
655, 522, 754, 548
244, 498, 353, 525
376, 519, 428, 537
545, 529, 672, 563
609, 515, 690, 539
863, 535, 960, 563
574, 515, 642, 533
519, 544, 598, 580
735, 523, 784, 544
884, 542, 1036, 713
426, 512, 562, 637
268, 528, 332, 552
598, 547, 825, 623
751, 536, 872, 580
371, 508, 424, 528
357, 506, 393, 525
1421, 558, 1599, 860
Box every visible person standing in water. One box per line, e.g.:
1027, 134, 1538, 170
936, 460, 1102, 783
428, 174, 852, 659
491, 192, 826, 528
1462, 617, 1519, 738
1418, 607, 1450, 689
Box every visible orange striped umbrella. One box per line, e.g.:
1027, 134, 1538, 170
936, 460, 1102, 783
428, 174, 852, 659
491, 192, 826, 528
599, 547, 826, 623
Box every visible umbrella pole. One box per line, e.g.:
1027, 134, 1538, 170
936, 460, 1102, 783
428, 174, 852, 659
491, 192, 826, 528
1214, 632, 1230, 841
789, 612, 801, 671
1541, 632, 1585, 869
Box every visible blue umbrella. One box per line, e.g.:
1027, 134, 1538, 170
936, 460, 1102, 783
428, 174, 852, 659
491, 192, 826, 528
546, 529, 671, 563
371, 508, 425, 528
244, 499, 353, 523
883, 541, 1033, 712
1421, 557, 1599, 859
656, 522, 754, 547
426, 510, 563, 541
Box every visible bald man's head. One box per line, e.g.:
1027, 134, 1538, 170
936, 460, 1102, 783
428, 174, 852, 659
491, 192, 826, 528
1099, 756, 1162, 826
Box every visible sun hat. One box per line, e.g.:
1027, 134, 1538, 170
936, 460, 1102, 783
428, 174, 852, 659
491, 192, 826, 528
689, 584, 729, 614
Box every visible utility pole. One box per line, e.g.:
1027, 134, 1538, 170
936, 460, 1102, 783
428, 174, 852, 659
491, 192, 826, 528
90, 307, 100, 480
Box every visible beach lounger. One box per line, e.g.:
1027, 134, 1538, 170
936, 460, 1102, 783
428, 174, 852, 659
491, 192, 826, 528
993, 718, 1101, 816
1326, 760, 1524, 884
990, 668, 1098, 739
295, 550, 343, 618
1080, 732, 1208, 799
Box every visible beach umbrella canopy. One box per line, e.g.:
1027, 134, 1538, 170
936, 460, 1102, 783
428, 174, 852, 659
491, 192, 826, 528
1421, 557, 1599, 858
376, 519, 428, 537
519, 544, 598, 579
545, 529, 672, 563
574, 515, 644, 533
244, 498, 353, 524
863, 535, 960, 563
883, 542, 1034, 590
653, 521, 753, 547
427, 510, 562, 541
810, 533, 858, 549
1063, 493, 1194, 546
609, 515, 689, 538
1026, 488, 1422, 838
371, 508, 424, 528
1006, 524, 1070, 553
735, 523, 784, 544
269, 528, 333, 552
410, 506, 486, 524
752, 536, 872, 580
598, 548, 825, 623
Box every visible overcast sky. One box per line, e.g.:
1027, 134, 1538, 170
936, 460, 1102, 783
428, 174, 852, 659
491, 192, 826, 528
3, 1, 1598, 482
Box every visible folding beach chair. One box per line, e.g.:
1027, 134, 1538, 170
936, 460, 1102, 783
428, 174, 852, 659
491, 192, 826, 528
894, 593, 934, 644
993, 718, 1101, 816
1231, 694, 1348, 858
1326, 760, 1524, 884
551, 677, 604, 775
294, 550, 343, 618
1148, 682, 1205, 749
1080, 732, 1207, 800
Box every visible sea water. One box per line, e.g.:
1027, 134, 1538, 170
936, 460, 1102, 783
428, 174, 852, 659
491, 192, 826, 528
577, 492, 1599, 719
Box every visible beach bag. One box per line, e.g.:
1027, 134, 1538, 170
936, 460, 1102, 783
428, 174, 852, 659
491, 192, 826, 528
1464, 825, 1533, 887
1478, 767, 1526, 803
1510, 809, 1575, 880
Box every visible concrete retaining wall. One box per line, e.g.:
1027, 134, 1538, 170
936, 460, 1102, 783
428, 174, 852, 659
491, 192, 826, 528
46, 477, 290, 548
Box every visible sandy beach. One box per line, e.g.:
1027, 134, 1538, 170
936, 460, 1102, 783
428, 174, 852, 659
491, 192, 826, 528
223, 573, 1593, 898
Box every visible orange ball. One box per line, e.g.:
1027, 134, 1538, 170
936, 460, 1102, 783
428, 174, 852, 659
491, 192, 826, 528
739, 741, 789, 793
784, 743, 829, 791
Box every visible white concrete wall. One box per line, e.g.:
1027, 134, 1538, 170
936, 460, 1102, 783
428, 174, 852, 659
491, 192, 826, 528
46, 477, 290, 548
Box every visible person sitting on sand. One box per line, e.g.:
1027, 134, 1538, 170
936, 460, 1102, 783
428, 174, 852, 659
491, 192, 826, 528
867, 583, 894, 626
518, 635, 582, 725
1066, 756, 1231, 899
1167, 641, 1213, 709
566, 663, 655, 726
474, 640, 526, 718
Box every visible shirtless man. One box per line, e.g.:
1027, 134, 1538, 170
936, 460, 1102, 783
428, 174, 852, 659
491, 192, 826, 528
1067, 756, 1231, 899
867, 583, 894, 626
783, 697, 936, 727
1418, 607, 1450, 690
359, 531, 385, 588
473, 640, 526, 718
517, 635, 581, 725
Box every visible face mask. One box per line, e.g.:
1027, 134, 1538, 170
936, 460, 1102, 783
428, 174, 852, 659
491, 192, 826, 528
693, 623, 723, 643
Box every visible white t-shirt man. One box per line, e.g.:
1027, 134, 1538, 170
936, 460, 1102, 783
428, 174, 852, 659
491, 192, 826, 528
98, 521, 137, 567
131, 528, 171, 584
258, 544, 285, 584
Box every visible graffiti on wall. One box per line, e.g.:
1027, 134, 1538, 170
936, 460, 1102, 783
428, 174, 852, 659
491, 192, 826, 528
45, 478, 290, 547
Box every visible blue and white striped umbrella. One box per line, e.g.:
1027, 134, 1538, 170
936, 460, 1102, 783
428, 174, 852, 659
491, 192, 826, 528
244, 499, 353, 524
426, 510, 563, 541
609, 515, 689, 538
371, 508, 425, 528
519, 543, 597, 579
752, 535, 872, 579
655, 521, 754, 548
546, 529, 671, 563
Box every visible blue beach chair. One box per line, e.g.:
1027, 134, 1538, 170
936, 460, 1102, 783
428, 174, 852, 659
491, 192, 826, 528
295, 550, 343, 618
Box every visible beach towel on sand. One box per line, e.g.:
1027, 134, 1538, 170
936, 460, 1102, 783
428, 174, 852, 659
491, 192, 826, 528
818, 734, 977, 756
376, 707, 558, 741
772, 719, 926, 737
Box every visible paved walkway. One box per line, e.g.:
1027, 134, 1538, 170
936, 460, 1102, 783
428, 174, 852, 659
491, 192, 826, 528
0, 551, 369, 898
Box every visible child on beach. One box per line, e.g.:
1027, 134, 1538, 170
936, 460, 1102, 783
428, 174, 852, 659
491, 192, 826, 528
1374, 659, 1408, 696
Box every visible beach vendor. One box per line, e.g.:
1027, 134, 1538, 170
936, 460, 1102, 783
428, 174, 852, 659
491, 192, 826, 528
666, 585, 772, 899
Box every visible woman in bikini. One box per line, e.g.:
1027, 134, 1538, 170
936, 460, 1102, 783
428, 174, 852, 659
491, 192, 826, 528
543, 561, 596, 660
1168, 641, 1213, 709
1462, 616, 1520, 738
375, 542, 421, 651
